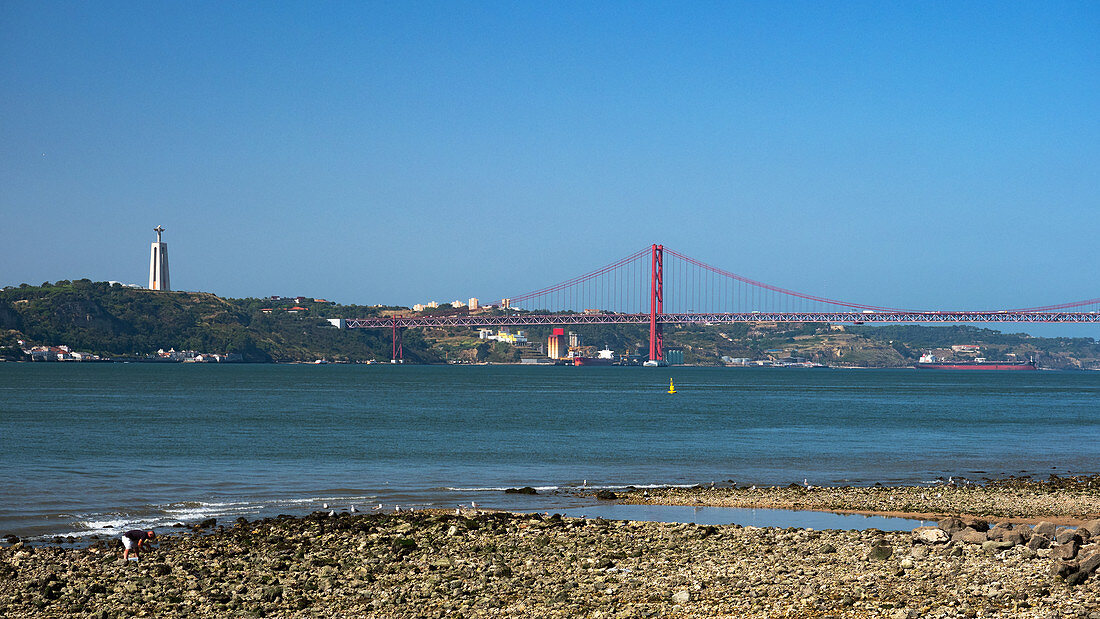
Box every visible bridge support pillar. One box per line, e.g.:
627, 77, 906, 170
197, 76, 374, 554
391, 319, 403, 364
649, 243, 663, 363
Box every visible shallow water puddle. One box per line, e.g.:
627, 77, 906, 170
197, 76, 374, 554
557, 504, 927, 531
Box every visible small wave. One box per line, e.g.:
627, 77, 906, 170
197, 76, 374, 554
67, 515, 157, 539
576, 483, 699, 490
445, 487, 511, 492
275, 495, 378, 506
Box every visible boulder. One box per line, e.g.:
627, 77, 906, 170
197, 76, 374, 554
1055, 529, 1079, 545
1033, 521, 1057, 538
937, 518, 966, 535
1051, 562, 1077, 579
912, 526, 949, 545
987, 523, 1012, 541
869, 545, 893, 560
1079, 551, 1100, 575
595, 490, 618, 501
1051, 539, 1080, 561
1082, 519, 1100, 538
1065, 570, 1089, 586
504, 487, 538, 495
981, 540, 1015, 553
951, 527, 987, 544
1027, 534, 1051, 550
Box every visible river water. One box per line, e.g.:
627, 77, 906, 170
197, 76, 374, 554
1, 364, 1097, 539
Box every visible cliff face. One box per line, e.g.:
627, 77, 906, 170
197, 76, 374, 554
0, 300, 22, 331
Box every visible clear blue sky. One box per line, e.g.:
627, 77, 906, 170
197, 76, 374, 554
2, 2, 1097, 335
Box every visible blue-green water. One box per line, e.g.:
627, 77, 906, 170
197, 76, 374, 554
1, 364, 1097, 539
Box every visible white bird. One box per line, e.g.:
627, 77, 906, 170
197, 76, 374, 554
328, 510, 336, 517
372, 503, 382, 511
394, 505, 401, 513
471, 501, 478, 509
582, 480, 588, 488
322, 503, 329, 509
349, 505, 358, 513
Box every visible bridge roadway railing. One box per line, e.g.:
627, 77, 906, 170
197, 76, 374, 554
344, 312, 1099, 329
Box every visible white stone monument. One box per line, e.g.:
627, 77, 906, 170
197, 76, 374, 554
148, 225, 170, 291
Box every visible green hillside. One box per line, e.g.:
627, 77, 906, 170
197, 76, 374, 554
0, 280, 436, 363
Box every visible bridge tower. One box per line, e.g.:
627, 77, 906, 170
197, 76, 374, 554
391, 317, 404, 364
648, 243, 664, 364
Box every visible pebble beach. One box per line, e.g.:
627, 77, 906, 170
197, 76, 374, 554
3, 478, 1100, 618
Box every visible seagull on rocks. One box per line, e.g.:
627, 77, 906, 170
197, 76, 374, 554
322, 503, 329, 509
394, 505, 401, 513
328, 510, 336, 517
372, 503, 383, 511
349, 505, 358, 513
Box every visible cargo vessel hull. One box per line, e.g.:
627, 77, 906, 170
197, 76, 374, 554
915, 362, 1037, 371
573, 357, 614, 366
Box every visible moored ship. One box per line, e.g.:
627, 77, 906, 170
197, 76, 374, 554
915, 353, 1037, 371
573, 347, 616, 366
573, 356, 614, 366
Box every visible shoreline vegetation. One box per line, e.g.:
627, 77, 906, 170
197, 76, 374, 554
3, 479, 1100, 617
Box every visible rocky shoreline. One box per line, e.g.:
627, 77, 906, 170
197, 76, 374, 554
3, 480, 1100, 618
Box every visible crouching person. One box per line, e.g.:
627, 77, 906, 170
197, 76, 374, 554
121, 530, 155, 561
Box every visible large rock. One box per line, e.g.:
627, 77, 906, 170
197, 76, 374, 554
1051, 562, 1077, 579
912, 526, 949, 545
937, 517, 966, 535
982, 540, 1015, 553
1034, 521, 1057, 538
1079, 550, 1100, 575
1082, 519, 1100, 538
869, 544, 893, 560
1065, 570, 1090, 586
1051, 539, 1080, 561
951, 527, 988, 544
1027, 534, 1051, 550
1055, 529, 1079, 545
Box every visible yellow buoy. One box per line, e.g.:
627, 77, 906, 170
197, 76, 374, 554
668, 378, 676, 394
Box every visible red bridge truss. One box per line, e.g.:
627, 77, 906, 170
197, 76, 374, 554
345, 244, 1099, 362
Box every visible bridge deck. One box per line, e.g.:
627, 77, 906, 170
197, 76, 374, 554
345, 312, 1099, 329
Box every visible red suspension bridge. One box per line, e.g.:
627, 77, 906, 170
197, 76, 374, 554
345, 244, 1100, 363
